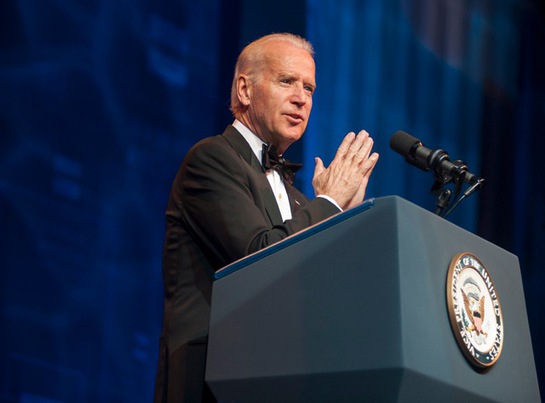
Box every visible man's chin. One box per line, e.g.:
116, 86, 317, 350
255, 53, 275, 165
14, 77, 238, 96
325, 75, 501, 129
277, 132, 305, 153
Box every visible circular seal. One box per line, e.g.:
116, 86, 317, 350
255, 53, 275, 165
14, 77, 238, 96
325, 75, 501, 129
446, 252, 503, 369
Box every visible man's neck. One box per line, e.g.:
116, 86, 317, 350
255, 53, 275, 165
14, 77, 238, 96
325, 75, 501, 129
232, 119, 266, 164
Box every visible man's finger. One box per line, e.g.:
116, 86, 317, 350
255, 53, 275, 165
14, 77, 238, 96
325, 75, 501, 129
359, 152, 380, 176
344, 130, 369, 162
331, 131, 356, 162
354, 136, 374, 162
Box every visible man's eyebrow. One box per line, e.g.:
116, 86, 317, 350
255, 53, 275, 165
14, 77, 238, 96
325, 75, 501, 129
277, 72, 296, 79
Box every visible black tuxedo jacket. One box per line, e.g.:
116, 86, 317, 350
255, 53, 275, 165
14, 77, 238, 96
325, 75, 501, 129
154, 125, 340, 402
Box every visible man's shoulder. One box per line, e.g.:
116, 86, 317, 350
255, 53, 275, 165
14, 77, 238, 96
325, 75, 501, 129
189, 125, 240, 151
187, 126, 250, 160
182, 126, 251, 170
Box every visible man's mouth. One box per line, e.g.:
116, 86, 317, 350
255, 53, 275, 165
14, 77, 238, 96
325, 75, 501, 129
285, 113, 304, 123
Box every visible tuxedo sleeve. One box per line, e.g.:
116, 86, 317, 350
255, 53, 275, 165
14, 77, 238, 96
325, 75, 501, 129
167, 136, 340, 269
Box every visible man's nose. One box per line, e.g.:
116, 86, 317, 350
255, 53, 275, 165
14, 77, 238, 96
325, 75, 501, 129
291, 85, 307, 106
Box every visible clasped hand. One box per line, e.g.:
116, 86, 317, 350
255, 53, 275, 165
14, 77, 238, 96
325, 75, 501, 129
312, 130, 379, 210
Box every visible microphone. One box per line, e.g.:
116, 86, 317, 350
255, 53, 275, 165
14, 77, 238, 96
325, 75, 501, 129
389, 130, 479, 185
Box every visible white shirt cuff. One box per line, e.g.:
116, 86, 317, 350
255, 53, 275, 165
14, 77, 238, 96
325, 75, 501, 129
316, 195, 343, 212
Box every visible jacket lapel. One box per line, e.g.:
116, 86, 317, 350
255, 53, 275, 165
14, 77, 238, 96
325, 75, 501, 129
222, 126, 284, 226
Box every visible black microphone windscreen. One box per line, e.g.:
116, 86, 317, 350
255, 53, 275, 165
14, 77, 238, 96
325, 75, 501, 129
389, 131, 420, 157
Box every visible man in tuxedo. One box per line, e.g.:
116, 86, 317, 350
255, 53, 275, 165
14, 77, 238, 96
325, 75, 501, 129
154, 33, 379, 402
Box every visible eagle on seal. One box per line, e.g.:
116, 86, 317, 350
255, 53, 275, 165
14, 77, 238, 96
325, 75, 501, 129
462, 289, 486, 336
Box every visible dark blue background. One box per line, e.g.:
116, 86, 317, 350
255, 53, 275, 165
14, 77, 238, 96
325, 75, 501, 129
1, 0, 544, 401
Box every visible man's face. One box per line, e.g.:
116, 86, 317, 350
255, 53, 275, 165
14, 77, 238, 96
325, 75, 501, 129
245, 41, 316, 154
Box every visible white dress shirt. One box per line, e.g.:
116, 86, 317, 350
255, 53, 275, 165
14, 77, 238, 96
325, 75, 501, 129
233, 120, 293, 221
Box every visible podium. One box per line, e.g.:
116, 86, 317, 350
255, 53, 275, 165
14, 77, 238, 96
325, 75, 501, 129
205, 196, 540, 402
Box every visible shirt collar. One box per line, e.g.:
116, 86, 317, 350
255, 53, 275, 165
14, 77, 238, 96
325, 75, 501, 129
232, 119, 266, 165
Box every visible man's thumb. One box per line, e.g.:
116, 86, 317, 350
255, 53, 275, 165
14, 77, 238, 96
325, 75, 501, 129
313, 157, 325, 177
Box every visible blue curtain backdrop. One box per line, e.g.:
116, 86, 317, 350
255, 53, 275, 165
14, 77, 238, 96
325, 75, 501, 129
1, 1, 226, 401
1, 0, 544, 401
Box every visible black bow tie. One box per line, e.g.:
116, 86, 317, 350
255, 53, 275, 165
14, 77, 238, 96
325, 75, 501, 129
262, 144, 302, 185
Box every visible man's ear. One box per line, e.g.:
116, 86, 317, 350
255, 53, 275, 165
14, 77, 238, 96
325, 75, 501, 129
236, 74, 252, 107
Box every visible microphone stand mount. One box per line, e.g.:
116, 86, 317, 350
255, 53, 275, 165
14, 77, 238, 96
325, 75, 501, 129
430, 160, 484, 218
